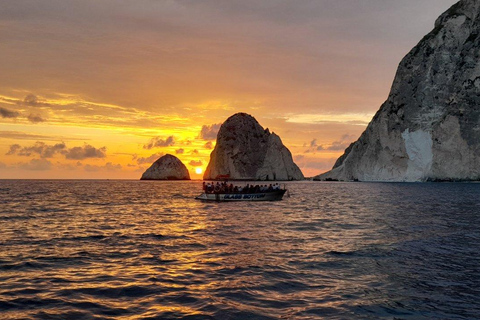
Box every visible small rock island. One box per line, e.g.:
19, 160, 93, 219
140, 154, 190, 180
204, 113, 304, 180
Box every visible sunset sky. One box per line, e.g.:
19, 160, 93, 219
0, 0, 457, 179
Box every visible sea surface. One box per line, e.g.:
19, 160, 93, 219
0, 180, 479, 319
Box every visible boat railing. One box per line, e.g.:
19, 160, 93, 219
203, 184, 285, 194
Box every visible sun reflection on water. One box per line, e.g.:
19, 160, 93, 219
2, 180, 480, 319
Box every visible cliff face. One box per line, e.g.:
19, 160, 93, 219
204, 113, 304, 180
141, 154, 190, 180
316, 0, 480, 182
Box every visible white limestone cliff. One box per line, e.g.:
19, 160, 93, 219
204, 113, 304, 180
316, 0, 480, 182
141, 154, 190, 180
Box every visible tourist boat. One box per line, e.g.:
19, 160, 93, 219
195, 189, 287, 201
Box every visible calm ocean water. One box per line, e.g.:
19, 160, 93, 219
0, 180, 479, 319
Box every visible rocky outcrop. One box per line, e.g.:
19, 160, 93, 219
204, 113, 304, 180
316, 0, 480, 182
141, 154, 190, 180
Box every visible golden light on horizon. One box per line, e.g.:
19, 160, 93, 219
0, 0, 457, 179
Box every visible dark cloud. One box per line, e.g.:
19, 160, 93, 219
23, 94, 40, 107
27, 113, 46, 123
6, 144, 21, 155
304, 139, 324, 153
143, 136, 175, 149
5, 141, 107, 160
19, 158, 52, 171
135, 152, 164, 165
16, 94, 51, 108
305, 134, 355, 153
64, 144, 107, 160
199, 124, 221, 140
175, 148, 184, 154
0, 107, 19, 118
309, 139, 325, 151
0, 131, 85, 141
6, 142, 66, 158
189, 160, 202, 166
191, 149, 199, 155
204, 141, 213, 149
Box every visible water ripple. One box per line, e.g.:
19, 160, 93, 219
0, 180, 480, 319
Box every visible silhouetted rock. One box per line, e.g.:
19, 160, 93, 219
204, 113, 304, 180
141, 154, 190, 180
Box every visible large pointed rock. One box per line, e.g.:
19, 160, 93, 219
204, 113, 304, 180
316, 0, 480, 182
140, 154, 190, 180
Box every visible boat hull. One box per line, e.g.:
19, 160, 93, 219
195, 190, 286, 201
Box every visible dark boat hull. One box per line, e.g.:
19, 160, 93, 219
195, 190, 286, 201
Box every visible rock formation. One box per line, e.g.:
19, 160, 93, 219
316, 0, 480, 182
141, 154, 190, 180
204, 113, 304, 180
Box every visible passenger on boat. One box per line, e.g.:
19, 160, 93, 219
203, 181, 284, 194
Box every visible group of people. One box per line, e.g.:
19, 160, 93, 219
202, 181, 282, 194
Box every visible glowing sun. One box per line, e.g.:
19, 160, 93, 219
195, 167, 203, 174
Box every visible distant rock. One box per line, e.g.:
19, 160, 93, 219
204, 113, 304, 180
141, 154, 190, 180
316, 0, 480, 182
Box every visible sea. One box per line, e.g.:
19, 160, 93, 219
0, 180, 479, 320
